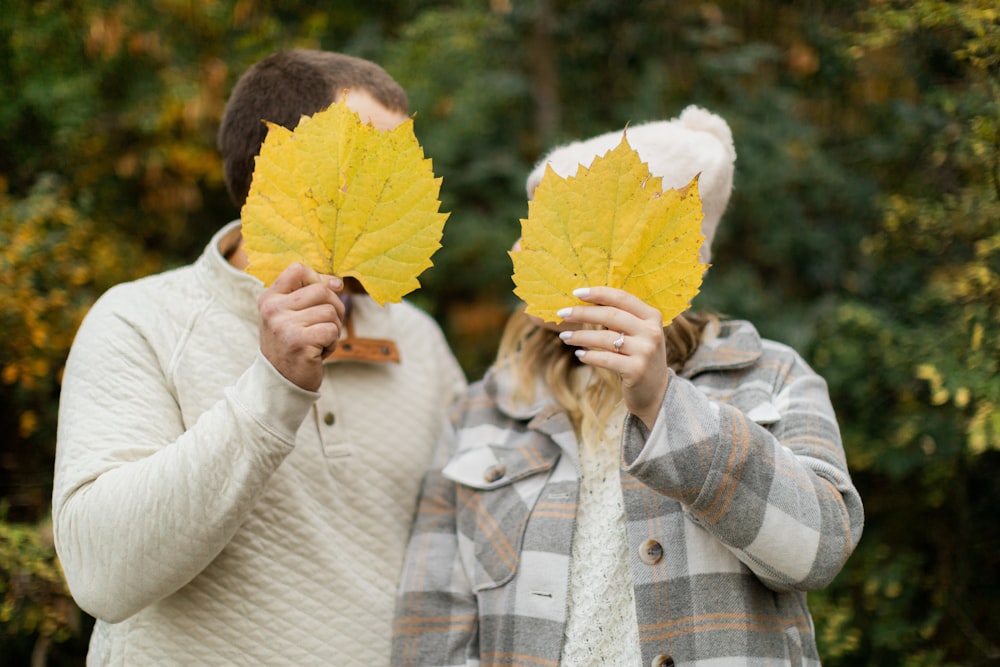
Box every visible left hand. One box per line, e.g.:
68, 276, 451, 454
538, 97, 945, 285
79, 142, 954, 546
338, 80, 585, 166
556, 286, 668, 430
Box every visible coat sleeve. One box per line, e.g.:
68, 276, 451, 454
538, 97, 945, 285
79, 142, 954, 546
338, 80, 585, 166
51, 291, 317, 623
621, 350, 864, 592
392, 417, 480, 666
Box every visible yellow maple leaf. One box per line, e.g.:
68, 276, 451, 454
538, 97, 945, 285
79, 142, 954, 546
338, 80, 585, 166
240, 97, 448, 305
511, 132, 706, 323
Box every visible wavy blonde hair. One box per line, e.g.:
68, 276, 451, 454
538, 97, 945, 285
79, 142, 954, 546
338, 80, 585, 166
494, 308, 714, 440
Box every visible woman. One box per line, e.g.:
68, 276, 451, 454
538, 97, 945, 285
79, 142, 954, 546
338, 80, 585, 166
392, 107, 864, 667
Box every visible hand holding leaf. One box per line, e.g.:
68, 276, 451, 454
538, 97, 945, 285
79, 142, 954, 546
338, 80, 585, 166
511, 133, 706, 323
240, 97, 449, 305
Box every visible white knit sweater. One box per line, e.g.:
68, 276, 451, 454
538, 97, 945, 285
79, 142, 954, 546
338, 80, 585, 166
53, 221, 465, 666
563, 402, 643, 665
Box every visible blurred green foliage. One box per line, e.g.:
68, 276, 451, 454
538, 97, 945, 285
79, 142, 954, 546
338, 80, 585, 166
0, 506, 81, 661
807, 3, 1000, 664
0, 0, 996, 664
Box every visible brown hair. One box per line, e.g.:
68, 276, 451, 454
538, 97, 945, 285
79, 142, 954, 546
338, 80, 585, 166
217, 48, 409, 207
495, 309, 713, 440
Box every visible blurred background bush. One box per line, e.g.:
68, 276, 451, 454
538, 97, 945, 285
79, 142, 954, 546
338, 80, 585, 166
1, 1, 997, 664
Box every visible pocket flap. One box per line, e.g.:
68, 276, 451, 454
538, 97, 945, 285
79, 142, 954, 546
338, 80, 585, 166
746, 401, 781, 425
444, 435, 560, 490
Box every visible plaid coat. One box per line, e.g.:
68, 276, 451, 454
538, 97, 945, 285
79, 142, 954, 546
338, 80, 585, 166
393, 320, 864, 667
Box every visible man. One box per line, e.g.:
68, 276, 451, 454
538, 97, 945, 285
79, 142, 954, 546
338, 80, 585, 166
53, 49, 465, 665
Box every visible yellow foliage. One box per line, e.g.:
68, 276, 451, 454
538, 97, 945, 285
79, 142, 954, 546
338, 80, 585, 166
19, 411, 38, 439
511, 132, 706, 323
241, 97, 449, 305
0, 175, 160, 446
968, 402, 999, 455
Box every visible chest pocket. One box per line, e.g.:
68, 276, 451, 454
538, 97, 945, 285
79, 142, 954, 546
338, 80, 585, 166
698, 382, 782, 426
443, 432, 560, 591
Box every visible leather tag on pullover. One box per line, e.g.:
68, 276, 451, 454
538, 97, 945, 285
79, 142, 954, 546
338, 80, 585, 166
327, 337, 400, 363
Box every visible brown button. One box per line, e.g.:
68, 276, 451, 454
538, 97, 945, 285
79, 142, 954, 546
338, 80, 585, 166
483, 464, 506, 483
323, 412, 335, 426
651, 655, 674, 667
639, 539, 663, 565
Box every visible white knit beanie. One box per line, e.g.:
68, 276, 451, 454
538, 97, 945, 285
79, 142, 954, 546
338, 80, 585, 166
525, 105, 736, 263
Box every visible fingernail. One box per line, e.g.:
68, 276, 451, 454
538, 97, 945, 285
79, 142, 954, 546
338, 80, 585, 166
556, 307, 573, 319
329, 277, 343, 290
558, 331, 572, 341
572, 287, 590, 298
574, 349, 586, 359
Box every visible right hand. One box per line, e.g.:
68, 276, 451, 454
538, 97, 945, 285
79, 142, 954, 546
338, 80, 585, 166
258, 262, 346, 391
554, 286, 670, 431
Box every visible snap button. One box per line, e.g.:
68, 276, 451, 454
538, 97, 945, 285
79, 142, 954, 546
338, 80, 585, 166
651, 655, 674, 667
323, 412, 335, 426
483, 464, 506, 483
639, 539, 663, 565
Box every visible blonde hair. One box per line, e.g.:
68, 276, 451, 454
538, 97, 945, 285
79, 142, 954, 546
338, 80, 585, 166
495, 309, 714, 440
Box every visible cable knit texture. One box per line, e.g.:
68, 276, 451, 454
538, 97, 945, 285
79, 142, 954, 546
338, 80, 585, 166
52, 221, 466, 666
563, 401, 642, 665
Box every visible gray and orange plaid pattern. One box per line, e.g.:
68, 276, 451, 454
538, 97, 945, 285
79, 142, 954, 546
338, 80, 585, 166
393, 320, 864, 667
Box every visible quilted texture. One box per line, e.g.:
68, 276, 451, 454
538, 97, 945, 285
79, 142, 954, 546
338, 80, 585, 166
53, 221, 466, 666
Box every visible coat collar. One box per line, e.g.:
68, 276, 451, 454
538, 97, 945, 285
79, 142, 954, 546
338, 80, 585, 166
485, 318, 764, 422
680, 318, 763, 378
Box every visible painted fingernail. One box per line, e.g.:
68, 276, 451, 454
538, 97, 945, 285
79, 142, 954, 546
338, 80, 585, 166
329, 277, 343, 290
557, 307, 573, 319
558, 331, 572, 341
574, 349, 586, 359
572, 287, 591, 298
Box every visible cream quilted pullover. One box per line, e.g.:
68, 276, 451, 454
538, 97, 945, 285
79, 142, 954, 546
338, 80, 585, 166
53, 221, 466, 666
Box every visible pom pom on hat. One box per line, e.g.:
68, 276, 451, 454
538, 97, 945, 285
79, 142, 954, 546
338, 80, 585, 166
525, 105, 736, 263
